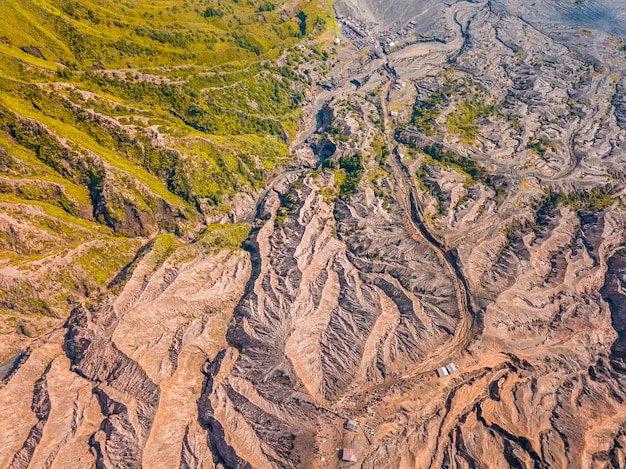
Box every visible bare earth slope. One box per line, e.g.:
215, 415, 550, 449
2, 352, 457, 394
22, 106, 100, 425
1, 232, 250, 468
3, 0, 626, 468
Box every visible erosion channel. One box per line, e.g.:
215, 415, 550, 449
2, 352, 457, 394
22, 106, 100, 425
2, 0, 626, 467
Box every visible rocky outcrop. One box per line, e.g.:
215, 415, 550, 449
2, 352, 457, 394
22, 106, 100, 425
64, 303, 159, 468
8, 363, 51, 469
603, 248, 626, 359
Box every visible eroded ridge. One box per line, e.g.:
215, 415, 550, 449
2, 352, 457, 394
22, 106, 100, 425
199, 171, 464, 467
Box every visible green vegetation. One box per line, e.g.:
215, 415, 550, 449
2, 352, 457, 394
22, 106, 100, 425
534, 186, 617, 221
411, 92, 445, 136
75, 238, 142, 290
275, 191, 298, 227
328, 124, 349, 142
527, 138, 558, 157
317, 153, 364, 204
0, 0, 335, 333
415, 167, 434, 193
0, 281, 54, 318
508, 115, 521, 132
410, 72, 498, 139
371, 138, 390, 166
197, 223, 251, 250
106, 233, 182, 295
337, 153, 364, 198
447, 100, 497, 143
421, 145, 486, 187
0, 0, 329, 70
524, 186, 619, 240
415, 166, 447, 217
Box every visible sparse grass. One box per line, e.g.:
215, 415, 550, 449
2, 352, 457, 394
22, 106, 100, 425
75, 237, 142, 288
447, 101, 497, 143
0, 0, 335, 329
0, 280, 55, 317
197, 223, 251, 250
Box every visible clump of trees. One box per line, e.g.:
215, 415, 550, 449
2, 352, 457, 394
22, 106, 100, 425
411, 92, 445, 136
338, 153, 363, 198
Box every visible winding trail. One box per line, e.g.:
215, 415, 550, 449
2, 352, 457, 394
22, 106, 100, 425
331, 52, 481, 414
379, 71, 480, 379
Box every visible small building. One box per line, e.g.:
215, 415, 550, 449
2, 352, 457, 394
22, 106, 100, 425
344, 419, 358, 432
437, 363, 457, 378
341, 448, 357, 462
334, 37, 341, 45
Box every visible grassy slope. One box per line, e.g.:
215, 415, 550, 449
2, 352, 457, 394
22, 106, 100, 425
0, 0, 334, 349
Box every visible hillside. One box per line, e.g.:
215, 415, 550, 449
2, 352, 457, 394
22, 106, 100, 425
0, 0, 333, 358
3, 0, 626, 468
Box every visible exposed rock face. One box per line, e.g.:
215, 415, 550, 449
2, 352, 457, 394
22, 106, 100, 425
0, 236, 249, 468
65, 303, 160, 468
3, 0, 626, 467
603, 248, 626, 359
198, 173, 462, 467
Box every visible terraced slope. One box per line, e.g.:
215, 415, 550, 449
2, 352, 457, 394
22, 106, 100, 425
0, 0, 334, 359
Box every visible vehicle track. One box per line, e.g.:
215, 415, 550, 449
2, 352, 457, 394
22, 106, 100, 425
332, 72, 482, 412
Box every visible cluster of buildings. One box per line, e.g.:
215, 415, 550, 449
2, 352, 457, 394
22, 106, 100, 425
380, 19, 418, 50
339, 419, 360, 464
336, 15, 370, 38
336, 15, 377, 50
334, 14, 430, 54
341, 448, 358, 462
